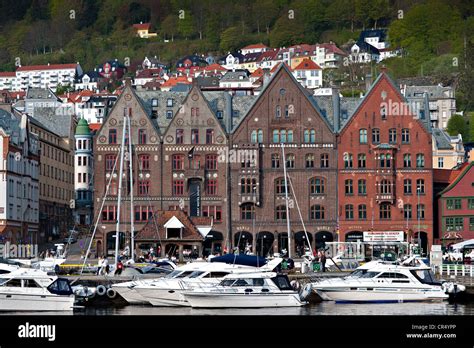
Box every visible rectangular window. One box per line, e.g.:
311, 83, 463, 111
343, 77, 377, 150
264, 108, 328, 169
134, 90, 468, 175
176, 129, 184, 144
205, 154, 218, 170
438, 157, 444, 168
389, 128, 397, 143
470, 217, 474, 231
402, 129, 410, 143
166, 110, 173, 119
105, 155, 116, 171
108, 129, 117, 144
202, 206, 222, 222
447, 199, 462, 210
173, 180, 184, 196
167, 98, 173, 107
206, 179, 218, 195
468, 198, 474, 209
172, 155, 184, 170
138, 180, 150, 196
138, 129, 147, 144
191, 129, 199, 144
206, 129, 214, 144
139, 155, 150, 170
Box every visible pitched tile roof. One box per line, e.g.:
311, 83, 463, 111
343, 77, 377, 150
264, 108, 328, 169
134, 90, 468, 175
293, 58, 321, 70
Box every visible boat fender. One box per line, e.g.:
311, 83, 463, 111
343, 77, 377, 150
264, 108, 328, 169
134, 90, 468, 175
299, 283, 313, 301
96, 285, 107, 296
290, 280, 301, 291
106, 288, 117, 299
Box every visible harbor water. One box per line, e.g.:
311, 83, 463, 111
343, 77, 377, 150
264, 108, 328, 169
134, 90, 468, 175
3, 301, 473, 316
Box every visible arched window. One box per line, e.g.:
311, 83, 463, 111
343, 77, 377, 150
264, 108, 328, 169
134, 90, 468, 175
404, 204, 412, 219
344, 153, 353, 168
379, 179, 392, 194
108, 129, 117, 144
320, 154, 329, 168
257, 129, 263, 143
358, 179, 366, 195
275, 178, 288, 195
271, 154, 280, 168
305, 154, 314, 168
358, 154, 366, 168
286, 154, 295, 168
359, 129, 367, 144
345, 204, 354, 219
404, 179, 412, 194
358, 204, 367, 219
416, 154, 425, 168
251, 130, 258, 143
310, 205, 325, 220
310, 177, 325, 195
416, 179, 425, 194
417, 204, 425, 219
275, 105, 281, 118
345, 179, 353, 195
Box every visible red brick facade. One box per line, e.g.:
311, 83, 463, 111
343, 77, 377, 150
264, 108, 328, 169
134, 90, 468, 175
337, 73, 434, 254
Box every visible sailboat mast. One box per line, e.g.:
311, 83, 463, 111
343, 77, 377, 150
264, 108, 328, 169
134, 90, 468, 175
127, 115, 135, 261
114, 109, 128, 266
281, 143, 292, 259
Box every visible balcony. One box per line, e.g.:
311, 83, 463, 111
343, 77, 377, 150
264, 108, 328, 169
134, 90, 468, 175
239, 193, 259, 205
375, 194, 395, 203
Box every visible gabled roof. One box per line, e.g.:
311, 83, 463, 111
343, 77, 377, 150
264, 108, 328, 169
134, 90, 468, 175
432, 128, 454, 150
338, 71, 431, 135
439, 162, 474, 196
136, 210, 211, 241
133, 23, 151, 30
354, 41, 380, 54
242, 43, 268, 50
231, 63, 333, 134
317, 43, 348, 56
359, 29, 387, 42
241, 52, 262, 63
293, 59, 321, 70
250, 68, 264, 78
257, 50, 279, 62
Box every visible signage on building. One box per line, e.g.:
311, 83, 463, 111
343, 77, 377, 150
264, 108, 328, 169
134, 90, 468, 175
189, 181, 201, 217
363, 231, 404, 242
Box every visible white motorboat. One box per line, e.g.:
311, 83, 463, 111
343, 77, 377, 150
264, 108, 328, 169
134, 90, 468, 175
183, 272, 312, 308
0, 268, 75, 311
312, 257, 450, 303
112, 261, 209, 305
132, 259, 282, 307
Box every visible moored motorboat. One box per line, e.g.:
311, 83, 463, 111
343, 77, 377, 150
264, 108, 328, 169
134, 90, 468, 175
0, 268, 75, 311
183, 272, 312, 308
312, 258, 451, 303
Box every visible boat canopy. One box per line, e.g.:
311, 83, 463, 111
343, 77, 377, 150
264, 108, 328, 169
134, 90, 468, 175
210, 254, 267, 267
451, 239, 474, 251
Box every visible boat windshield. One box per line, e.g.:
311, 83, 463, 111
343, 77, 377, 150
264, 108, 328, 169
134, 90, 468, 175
346, 270, 380, 279
165, 270, 183, 278
271, 275, 293, 290
188, 271, 206, 278
176, 271, 194, 278
410, 269, 439, 285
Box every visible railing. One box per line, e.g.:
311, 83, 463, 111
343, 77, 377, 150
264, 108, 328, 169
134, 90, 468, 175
437, 264, 474, 277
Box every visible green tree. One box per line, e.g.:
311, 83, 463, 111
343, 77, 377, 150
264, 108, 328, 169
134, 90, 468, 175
269, 16, 305, 48
161, 15, 178, 42
178, 10, 194, 39
447, 114, 469, 141
220, 26, 243, 53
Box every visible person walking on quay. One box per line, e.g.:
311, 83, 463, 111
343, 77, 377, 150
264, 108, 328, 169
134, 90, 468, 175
319, 250, 327, 273
96, 257, 103, 275
103, 257, 110, 275
115, 259, 124, 276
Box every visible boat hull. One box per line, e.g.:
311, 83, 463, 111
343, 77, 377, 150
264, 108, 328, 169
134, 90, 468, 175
184, 292, 306, 308
0, 292, 74, 311
134, 287, 189, 307
313, 288, 448, 303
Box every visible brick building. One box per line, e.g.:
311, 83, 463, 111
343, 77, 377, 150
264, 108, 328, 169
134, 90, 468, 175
93, 82, 162, 257
438, 162, 474, 245
337, 72, 434, 255
230, 64, 338, 257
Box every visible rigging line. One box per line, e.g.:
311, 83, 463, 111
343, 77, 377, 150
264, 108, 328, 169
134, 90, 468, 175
133, 149, 162, 244
80, 148, 120, 276
287, 174, 313, 255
